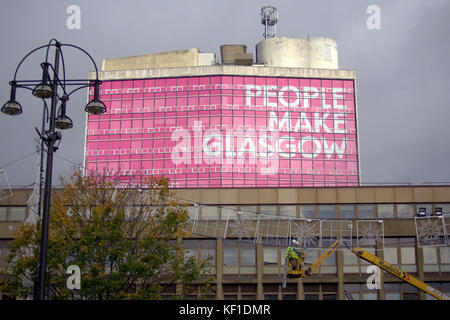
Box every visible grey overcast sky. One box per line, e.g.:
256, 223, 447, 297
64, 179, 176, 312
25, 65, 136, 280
1, 0, 449, 188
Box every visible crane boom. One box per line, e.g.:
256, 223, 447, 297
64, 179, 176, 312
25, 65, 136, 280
352, 247, 450, 301
285, 240, 450, 300
307, 240, 340, 276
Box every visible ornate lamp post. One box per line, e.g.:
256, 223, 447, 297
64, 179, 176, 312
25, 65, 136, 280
1, 39, 106, 300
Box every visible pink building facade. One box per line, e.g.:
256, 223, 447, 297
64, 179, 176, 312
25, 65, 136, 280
84, 75, 359, 188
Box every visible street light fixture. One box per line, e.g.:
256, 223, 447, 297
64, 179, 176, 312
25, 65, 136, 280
1, 81, 22, 115
85, 80, 106, 115
32, 62, 54, 99
55, 96, 73, 130
1, 39, 105, 300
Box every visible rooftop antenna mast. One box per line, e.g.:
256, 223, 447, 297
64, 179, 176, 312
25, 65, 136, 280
261, 6, 278, 39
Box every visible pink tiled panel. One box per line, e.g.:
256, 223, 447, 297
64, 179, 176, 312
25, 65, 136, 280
85, 76, 359, 188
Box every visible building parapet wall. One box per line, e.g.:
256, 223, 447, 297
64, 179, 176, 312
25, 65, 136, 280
102, 48, 217, 71
2, 186, 449, 207
172, 186, 450, 205
90, 64, 355, 81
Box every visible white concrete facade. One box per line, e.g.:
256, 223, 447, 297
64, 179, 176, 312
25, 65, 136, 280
91, 64, 354, 81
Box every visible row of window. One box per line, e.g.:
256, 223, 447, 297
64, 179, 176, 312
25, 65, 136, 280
190, 203, 450, 220
92, 102, 356, 115
98, 77, 354, 94
99, 87, 355, 98
87, 110, 357, 122
0, 207, 26, 222
182, 238, 450, 276
1, 238, 447, 300
82, 172, 360, 189
3, 203, 444, 222
1, 203, 448, 223
168, 282, 450, 300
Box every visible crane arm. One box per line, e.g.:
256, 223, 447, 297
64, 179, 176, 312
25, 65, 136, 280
352, 247, 450, 301
306, 240, 340, 276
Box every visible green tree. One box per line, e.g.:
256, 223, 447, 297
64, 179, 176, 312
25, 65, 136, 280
0, 170, 213, 299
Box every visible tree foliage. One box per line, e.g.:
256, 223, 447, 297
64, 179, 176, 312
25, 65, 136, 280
0, 170, 213, 299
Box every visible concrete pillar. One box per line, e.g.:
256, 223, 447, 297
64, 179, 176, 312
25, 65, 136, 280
337, 250, 345, 300
377, 245, 385, 300
416, 245, 425, 300
297, 278, 304, 300
216, 238, 223, 299
256, 240, 264, 300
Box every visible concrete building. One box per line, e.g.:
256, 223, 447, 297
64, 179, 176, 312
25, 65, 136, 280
85, 37, 359, 188
1, 35, 449, 300
1, 186, 450, 300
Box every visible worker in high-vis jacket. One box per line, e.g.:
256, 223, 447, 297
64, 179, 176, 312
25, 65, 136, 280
286, 239, 305, 271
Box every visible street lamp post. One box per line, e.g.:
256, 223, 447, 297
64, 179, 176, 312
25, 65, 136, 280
1, 39, 106, 300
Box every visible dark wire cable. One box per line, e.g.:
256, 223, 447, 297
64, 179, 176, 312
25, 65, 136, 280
0, 150, 38, 170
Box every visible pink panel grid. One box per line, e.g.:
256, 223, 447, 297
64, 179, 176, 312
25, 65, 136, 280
85, 76, 359, 188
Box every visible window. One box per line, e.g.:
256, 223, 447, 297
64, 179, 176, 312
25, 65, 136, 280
397, 204, 413, 218
423, 246, 450, 273
425, 282, 450, 300
183, 239, 216, 274
241, 247, 256, 266
299, 205, 316, 219
263, 247, 278, 265
263, 246, 279, 275
0, 240, 12, 266
344, 283, 378, 300
279, 205, 296, 218
239, 205, 257, 215
440, 247, 450, 271
384, 238, 417, 273
377, 204, 394, 219
220, 206, 237, 220
184, 284, 216, 300
201, 206, 218, 220
343, 248, 360, 273
383, 247, 398, 265
422, 247, 439, 272
263, 244, 289, 275
0, 206, 27, 221
223, 284, 257, 300
402, 283, 418, 300
263, 283, 297, 300
400, 247, 415, 265
384, 283, 421, 300
319, 205, 336, 219
260, 205, 277, 216
384, 283, 401, 300
223, 243, 238, 267
186, 205, 199, 220
11, 207, 26, 221
304, 247, 337, 274
338, 205, 355, 219
358, 204, 374, 219
184, 240, 198, 260
343, 244, 376, 274
304, 283, 337, 300
0, 207, 6, 221
223, 240, 256, 275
